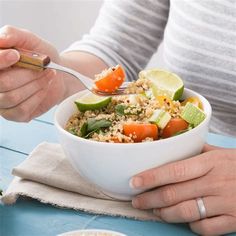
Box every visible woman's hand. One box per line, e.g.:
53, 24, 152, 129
130, 144, 236, 235
0, 25, 66, 122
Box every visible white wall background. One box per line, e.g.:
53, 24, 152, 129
0, 0, 163, 68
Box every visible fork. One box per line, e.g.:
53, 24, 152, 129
13, 48, 130, 96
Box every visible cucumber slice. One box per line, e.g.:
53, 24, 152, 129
181, 102, 206, 127
149, 109, 171, 129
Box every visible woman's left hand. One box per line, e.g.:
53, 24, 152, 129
130, 144, 236, 235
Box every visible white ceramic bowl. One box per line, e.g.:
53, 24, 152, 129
54, 88, 212, 200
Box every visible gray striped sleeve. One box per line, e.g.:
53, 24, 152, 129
162, 0, 236, 136
65, 0, 169, 81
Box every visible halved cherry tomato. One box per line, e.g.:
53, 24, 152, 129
162, 118, 189, 138
181, 97, 203, 109
94, 65, 125, 93
156, 95, 173, 110
123, 123, 158, 142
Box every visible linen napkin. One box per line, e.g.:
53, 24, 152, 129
1, 142, 158, 221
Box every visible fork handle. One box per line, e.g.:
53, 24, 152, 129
14, 48, 50, 71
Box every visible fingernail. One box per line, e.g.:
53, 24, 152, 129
153, 209, 160, 217
129, 176, 143, 189
132, 199, 139, 208
6, 50, 19, 62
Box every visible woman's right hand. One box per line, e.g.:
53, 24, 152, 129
0, 25, 66, 122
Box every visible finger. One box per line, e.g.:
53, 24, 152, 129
0, 25, 42, 50
0, 70, 54, 108
132, 173, 230, 209
0, 49, 20, 69
29, 93, 53, 119
202, 143, 222, 152
27, 82, 52, 120
190, 215, 236, 236
0, 67, 45, 92
130, 151, 214, 190
153, 196, 228, 223
0, 79, 53, 122
27, 80, 56, 120
132, 177, 207, 209
27, 70, 64, 120
0, 89, 48, 122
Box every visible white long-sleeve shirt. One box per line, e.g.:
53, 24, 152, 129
66, 0, 236, 137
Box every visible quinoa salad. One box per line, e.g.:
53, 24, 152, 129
65, 67, 206, 143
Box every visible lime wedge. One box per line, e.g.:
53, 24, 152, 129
139, 69, 184, 100
181, 102, 206, 127
75, 92, 111, 112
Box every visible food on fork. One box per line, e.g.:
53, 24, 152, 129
66, 67, 206, 143
94, 65, 125, 93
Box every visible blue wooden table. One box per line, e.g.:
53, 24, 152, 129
1, 107, 236, 236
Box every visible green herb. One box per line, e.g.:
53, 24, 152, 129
115, 104, 142, 116
80, 122, 88, 137
87, 118, 112, 132
69, 127, 78, 136
80, 118, 112, 138
115, 104, 126, 116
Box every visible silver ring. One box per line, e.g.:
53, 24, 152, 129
196, 197, 207, 219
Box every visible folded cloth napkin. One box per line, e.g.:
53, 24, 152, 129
2, 142, 158, 221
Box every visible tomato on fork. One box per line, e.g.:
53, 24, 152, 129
94, 65, 125, 93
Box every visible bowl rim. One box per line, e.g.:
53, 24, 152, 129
57, 229, 126, 236
54, 88, 212, 147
